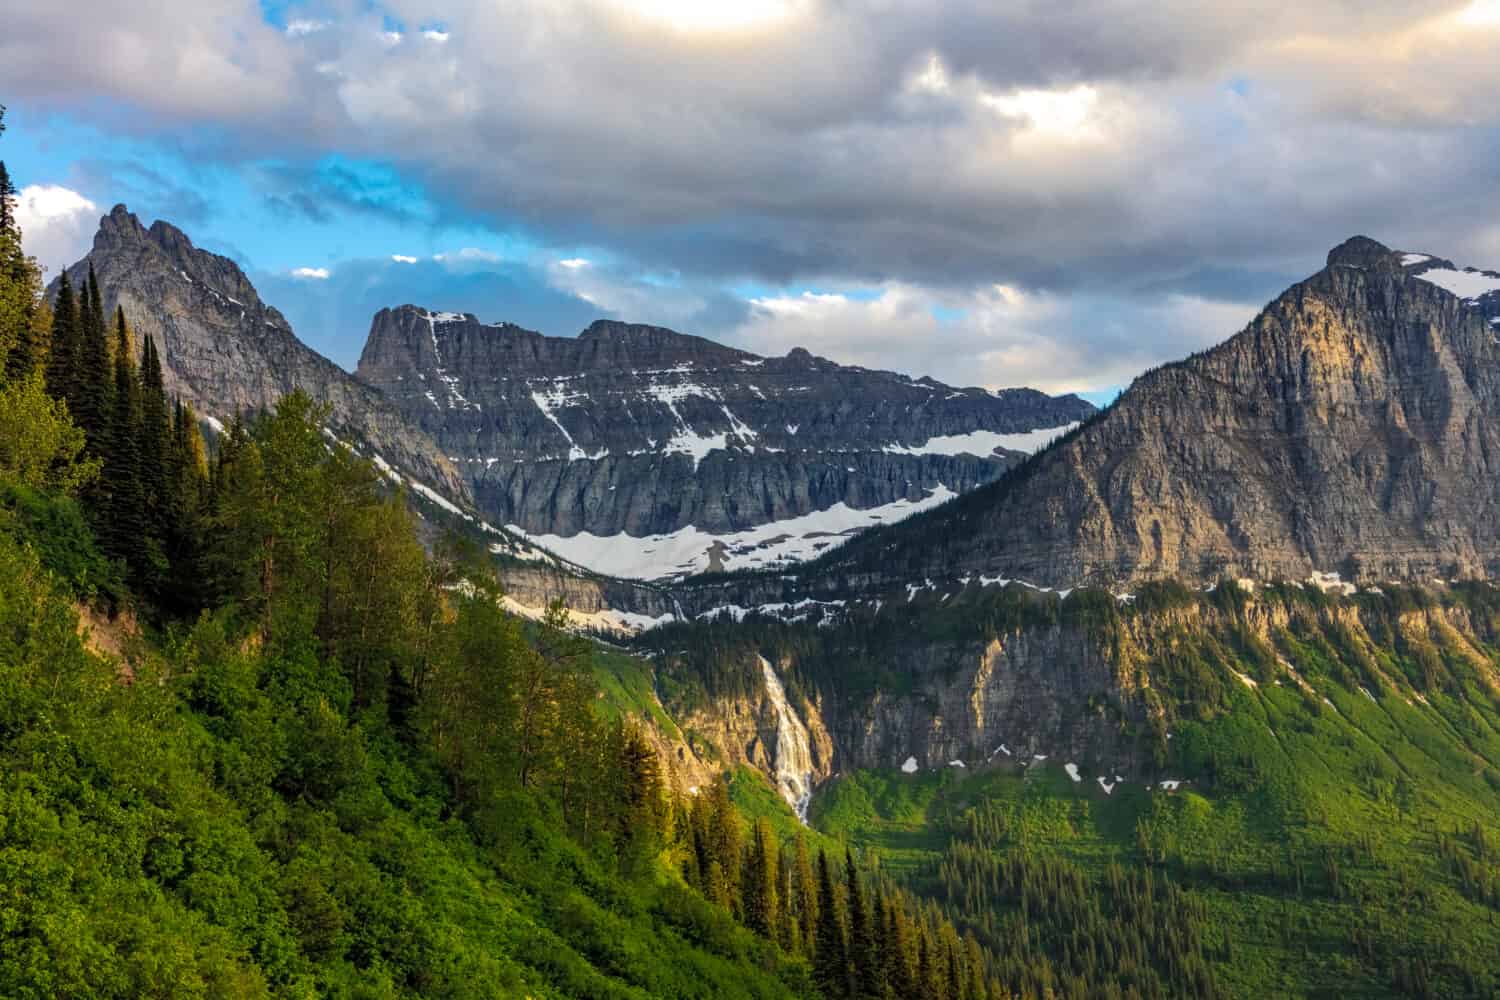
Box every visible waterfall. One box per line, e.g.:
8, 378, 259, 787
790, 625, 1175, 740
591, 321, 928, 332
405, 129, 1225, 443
758, 655, 816, 821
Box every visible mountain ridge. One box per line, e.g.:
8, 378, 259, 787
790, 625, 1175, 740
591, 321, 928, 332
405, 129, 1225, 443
791, 235, 1500, 593
353, 302, 1093, 576
55, 205, 471, 503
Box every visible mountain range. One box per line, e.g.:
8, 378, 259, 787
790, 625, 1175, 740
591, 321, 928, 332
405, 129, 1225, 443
62, 205, 1092, 582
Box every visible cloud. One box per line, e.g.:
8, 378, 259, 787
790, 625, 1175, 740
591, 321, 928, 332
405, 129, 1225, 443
291, 266, 330, 279
391, 254, 418, 263
729, 282, 1258, 394
285, 19, 330, 38
14, 184, 99, 275
5, 0, 1500, 390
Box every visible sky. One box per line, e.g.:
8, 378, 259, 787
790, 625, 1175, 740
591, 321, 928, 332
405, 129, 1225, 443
3, 1, 1500, 403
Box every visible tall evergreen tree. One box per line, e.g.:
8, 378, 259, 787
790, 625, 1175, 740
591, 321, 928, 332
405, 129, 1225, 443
794, 831, 819, 956
743, 817, 780, 939
44, 272, 78, 405
706, 779, 742, 915
158, 397, 209, 616
814, 849, 848, 1000
101, 307, 145, 571
73, 266, 111, 445
846, 847, 879, 999
138, 333, 170, 533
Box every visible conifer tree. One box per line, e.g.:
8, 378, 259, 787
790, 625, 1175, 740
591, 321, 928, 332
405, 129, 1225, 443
743, 817, 780, 938
73, 266, 111, 445
794, 831, 819, 956
45, 272, 78, 405
158, 398, 209, 616
917, 930, 939, 1000
138, 334, 170, 538
887, 897, 915, 999
707, 779, 742, 915
101, 307, 145, 572
0, 114, 43, 381
814, 849, 848, 1000
846, 847, 879, 999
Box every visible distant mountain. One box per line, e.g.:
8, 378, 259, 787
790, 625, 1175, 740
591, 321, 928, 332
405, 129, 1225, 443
355, 305, 1093, 578
800, 236, 1500, 592
55, 206, 470, 503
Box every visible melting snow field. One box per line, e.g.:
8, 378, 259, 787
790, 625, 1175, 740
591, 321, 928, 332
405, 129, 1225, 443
500, 596, 674, 636
509, 484, 958, 579
1411, 263, 1500, 301
883, 422, 1079, 458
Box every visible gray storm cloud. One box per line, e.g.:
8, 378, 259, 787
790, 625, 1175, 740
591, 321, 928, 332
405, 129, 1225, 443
4, 0, 1499, 391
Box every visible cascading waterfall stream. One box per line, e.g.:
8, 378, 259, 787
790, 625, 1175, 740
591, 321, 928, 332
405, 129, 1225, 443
757, 655, 816, 821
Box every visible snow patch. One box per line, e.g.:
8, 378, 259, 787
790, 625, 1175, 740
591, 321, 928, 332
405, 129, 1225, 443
509, 484, 957, 580
1064, 763, 1082, 783
500, 595, 675, 636
531, 388, 607, 461
1413, 264, 1500, 301
1306, 571, 1357, 596
901, 756, 919, 774
884, 422, 1080, 458
948, 760, 966, 768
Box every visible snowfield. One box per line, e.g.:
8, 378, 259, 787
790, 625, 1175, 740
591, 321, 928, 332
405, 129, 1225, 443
508, 484, 958, 580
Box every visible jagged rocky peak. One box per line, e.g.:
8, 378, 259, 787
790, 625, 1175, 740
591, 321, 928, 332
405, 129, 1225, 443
61, 207, 471, 504
354, 302, 1095, 579
805, 235, 1500, 593
1325, 234, 1402, 271
86, 204, 266, 314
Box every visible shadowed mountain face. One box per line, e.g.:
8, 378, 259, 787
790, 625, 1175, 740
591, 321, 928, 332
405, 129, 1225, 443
57, 205, 469, 501
355, 305, 1093, 553
804, 236, 1500, 592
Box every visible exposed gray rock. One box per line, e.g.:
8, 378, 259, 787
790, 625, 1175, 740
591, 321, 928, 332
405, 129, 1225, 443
804, 236, 1500, 591
57, 206, 469, 502
354, 305, 1094, 540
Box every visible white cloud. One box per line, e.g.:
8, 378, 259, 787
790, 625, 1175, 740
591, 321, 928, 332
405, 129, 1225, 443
421, 29, 451, 42
291, 266, 330, 279
14, 184, 98, 275
285, 19, 330, 38
391, 254, 418, 263
557, 257, 590, 269
734, 282, 1255, 394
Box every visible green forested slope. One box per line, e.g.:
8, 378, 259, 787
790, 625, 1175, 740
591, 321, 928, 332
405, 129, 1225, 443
779, 587, 1500, 999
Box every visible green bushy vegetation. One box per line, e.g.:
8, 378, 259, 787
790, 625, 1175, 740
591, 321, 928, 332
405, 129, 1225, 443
783, 597, 1500, 999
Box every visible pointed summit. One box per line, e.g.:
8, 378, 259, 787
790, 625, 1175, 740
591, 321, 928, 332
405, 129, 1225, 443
1325, 235, 1399, 271
53, 210, 472, 504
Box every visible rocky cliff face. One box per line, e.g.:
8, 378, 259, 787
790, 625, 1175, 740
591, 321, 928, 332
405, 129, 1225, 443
661, 581, 1500, 800
59, 206, 469, 502
808, 236, 1500, 592
355, 306, 1093, 577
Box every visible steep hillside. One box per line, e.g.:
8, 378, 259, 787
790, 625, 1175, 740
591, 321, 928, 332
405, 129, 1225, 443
798, 236, 1500, 592
356, 305, 1092, 578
